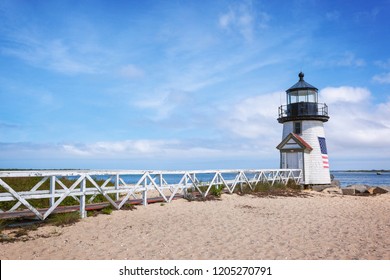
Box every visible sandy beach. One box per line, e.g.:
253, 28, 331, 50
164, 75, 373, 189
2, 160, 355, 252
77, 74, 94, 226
0, 191, 389, 260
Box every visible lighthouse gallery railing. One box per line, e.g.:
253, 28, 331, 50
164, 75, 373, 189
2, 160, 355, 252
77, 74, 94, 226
278, 102, 328, 119
0, 169, 302, 220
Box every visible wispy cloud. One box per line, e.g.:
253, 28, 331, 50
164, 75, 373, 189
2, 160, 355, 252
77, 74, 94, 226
134, 89, 194, 121
2, 36, 98, 74
218, 2, 270, 42
314, 51, 365, 68
354, 8, 380, 23
326, 10, 341, 21
0, 121, 21, 130
372, 72, 390, 84
374, 59, 390, 69
119, 64, 145, 79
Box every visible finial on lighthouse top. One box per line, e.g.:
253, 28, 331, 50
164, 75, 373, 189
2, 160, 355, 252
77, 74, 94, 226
287, 71, 317, 92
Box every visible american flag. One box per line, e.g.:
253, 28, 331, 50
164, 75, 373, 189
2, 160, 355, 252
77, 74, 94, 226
318, 137, 329, 168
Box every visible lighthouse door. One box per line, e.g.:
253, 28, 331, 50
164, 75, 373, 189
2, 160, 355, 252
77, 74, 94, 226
284, 152, 303, 169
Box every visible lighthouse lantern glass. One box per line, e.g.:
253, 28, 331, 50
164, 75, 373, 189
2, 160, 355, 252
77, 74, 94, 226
287, 89, 317, 104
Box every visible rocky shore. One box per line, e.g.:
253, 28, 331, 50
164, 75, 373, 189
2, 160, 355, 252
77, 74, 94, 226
312, 182, 390, 196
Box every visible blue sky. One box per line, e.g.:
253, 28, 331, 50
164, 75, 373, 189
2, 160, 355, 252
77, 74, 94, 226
1, 0, 390, 170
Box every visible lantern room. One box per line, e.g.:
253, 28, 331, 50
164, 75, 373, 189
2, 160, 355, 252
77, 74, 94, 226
278, 72, 329, 123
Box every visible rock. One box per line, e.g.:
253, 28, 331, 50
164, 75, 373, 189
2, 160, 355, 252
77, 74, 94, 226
378, 186, 390, 192
331, 180, 341, 187
342, 188, 356, 195
0, 233, 12, 242
311, 185, 330, 192
345, 184, 370, 194
368, 187, 389, 195
322, 187, 342, 195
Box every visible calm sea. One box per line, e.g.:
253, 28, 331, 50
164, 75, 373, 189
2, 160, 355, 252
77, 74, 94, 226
330, 171, 390, 187
90, 171, 390, 188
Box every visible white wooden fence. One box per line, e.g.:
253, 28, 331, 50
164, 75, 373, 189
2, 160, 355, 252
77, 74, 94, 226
0, 169, 302, 220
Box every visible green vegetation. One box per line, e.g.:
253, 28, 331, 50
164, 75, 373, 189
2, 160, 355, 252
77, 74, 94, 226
46, 212, 81, 226
184, 179, 306, 202
0, 219, 7, 233
234, 180, 310, 198
209, 184, 224, 197
101, 206, 113, 215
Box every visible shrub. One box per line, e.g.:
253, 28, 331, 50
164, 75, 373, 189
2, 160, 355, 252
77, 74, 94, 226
286, 179, 301, 190
252, 182, 271, 193
209, 185, 224, 197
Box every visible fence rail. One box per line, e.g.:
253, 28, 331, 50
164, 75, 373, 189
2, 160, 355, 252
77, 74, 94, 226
0, 169, 302, 220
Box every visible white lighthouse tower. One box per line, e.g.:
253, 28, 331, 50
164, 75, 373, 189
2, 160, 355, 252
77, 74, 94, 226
277, 72, 331, 185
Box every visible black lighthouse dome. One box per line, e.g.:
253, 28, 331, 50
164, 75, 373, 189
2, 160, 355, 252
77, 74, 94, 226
287, 72, 317, 92
277, 72, 329, 123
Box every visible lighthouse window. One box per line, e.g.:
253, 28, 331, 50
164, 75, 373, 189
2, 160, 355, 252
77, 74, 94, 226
294, 121, 302, 135
307, 92, 316, 102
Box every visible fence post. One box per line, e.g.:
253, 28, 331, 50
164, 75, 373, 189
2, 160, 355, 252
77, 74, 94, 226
50, 175, 55, 207
183, 173, 188, 199
80, 176, 86, 218
142, 174, 148, 206
115, 174, 120, 201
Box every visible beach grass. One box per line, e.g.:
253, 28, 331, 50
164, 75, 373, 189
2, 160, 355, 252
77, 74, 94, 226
46, 212, 81, 226
234, 180, 308, 197
100, 206, 113, 215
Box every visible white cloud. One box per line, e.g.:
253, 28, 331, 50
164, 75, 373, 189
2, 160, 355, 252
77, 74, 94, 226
319, 87, 390, 157
320, 86, 370, 104
220, 91, 282, 140
63, 140, 178, 156
62, 144, 91, 156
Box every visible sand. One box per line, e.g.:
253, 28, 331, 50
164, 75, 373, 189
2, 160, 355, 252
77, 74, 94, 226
0, 191, 389, 260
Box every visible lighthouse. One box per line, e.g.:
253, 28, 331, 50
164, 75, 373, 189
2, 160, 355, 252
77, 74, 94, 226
276, 72, 331, 185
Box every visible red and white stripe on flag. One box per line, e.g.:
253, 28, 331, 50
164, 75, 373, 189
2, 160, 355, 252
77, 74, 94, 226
322, 154, 329, 168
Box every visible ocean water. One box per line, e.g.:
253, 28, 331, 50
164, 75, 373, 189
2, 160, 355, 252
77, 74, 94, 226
89, 171, 390, 188
330, 171, 390, 187
88, 171, 390, 187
